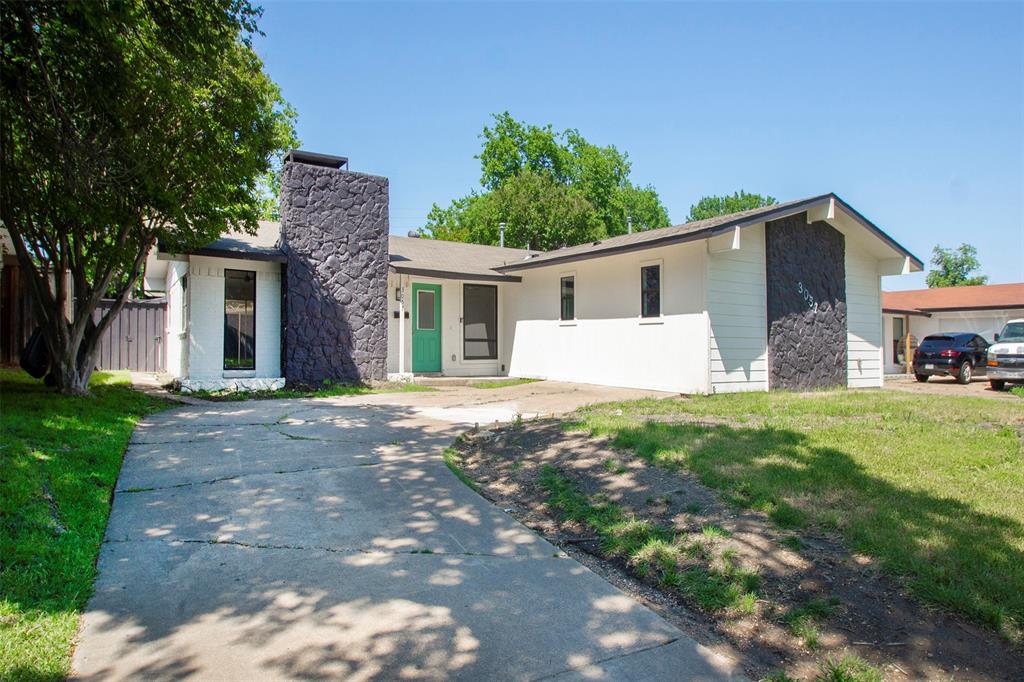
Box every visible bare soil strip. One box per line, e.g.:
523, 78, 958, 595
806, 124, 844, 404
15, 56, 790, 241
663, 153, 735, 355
450, 420, 1024, 681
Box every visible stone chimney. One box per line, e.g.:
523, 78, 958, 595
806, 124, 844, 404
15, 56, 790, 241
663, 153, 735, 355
279, 151, 388, 385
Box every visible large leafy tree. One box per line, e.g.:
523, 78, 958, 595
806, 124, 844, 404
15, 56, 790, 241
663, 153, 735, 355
428, 170, 602, 251
1, 0, 295, 394
926, 244, 988, 288
425, 112, 670, 247
687, 191, 776, 222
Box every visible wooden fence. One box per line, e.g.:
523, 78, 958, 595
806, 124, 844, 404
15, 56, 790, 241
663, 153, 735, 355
92, 298, 167, 372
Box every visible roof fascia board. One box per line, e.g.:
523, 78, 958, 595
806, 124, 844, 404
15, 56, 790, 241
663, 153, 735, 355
389, 265, 522, 283
496, 195, 832, 272
156, 251, 189, 262
830, 194, 924, 270
882, 307, 932, 317
912, 303, 1024, 313
189, 248, 287, 263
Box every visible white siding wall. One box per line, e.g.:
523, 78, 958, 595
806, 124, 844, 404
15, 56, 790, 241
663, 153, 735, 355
707, 224, 768, 393
504, 241, 710, 394
163, 260, 189, 378
186, 256, 282, 380
386, 273, 508, 376
845, 242, 884, 387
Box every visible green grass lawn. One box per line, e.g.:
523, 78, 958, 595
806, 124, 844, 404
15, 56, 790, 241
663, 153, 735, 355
0, 369, 168, 680
468, 378, 541, 389
567, 389, 1024, 641
185, 380, 435, 401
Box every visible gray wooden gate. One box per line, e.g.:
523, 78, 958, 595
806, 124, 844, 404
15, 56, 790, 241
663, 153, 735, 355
93, 298, 167, 372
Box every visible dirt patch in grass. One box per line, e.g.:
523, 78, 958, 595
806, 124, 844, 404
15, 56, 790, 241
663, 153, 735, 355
450, 420, 1024, 681
468, 378, 542, 389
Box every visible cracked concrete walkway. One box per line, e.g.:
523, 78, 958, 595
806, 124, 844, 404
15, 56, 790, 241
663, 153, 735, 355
72, 382, 742, 680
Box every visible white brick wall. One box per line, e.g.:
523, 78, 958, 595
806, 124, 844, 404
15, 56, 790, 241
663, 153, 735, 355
186, 256, 282, 380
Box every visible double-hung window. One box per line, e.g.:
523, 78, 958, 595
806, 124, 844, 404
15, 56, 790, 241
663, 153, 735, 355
640, 263, 661, 318
224, 269, 256, 370
560, 275, 575, 321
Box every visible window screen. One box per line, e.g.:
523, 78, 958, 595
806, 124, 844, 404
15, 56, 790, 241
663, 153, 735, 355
417, 290, 436, 330
463, 284, 497, 360
224, 269, 256, 369
641, 264, 661, 318
560, 276, 575, 320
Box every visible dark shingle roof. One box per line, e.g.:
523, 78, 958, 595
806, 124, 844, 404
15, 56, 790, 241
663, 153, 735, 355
191, 221, 285, 262
181, 192, 921, 278
388, 236, 537, 281
495, 193, 921, 272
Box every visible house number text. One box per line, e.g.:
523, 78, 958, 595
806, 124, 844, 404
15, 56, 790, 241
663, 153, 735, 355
797, 281, 816, 310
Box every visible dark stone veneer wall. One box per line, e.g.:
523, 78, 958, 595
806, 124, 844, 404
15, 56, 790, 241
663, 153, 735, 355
765, 213, 848, 390
280, 160, 389, 385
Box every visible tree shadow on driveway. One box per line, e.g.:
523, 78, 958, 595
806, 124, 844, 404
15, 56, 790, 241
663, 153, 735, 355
69, 401, 735, 681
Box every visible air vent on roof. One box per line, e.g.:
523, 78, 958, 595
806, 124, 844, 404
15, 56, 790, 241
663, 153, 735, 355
286, 149, 349, 170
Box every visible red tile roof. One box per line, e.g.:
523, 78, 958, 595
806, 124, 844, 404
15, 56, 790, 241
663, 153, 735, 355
883, 283, 1024, 313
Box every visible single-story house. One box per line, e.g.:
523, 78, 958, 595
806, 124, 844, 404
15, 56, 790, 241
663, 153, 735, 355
882, 283, 1024, 374
143, 150, 923, 394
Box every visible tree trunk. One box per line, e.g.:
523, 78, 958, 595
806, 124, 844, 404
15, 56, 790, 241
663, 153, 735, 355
51, 348, 91, 396
4, 212, 153, 396
42, 318, 99, 396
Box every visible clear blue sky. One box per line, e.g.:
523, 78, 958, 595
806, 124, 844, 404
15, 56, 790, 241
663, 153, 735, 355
255, 1, 1023, 290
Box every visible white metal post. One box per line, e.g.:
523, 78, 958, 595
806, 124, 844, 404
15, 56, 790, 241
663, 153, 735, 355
398, 275, 406, 375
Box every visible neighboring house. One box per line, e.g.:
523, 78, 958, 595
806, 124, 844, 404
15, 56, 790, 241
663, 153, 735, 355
141, 150, 923, 393
882, 283, 1024, 374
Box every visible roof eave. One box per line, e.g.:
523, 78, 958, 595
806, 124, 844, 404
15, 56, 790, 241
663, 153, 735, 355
882, 307, 931, 317
908, 303, 1024, 313
189, 247, 287, 263
389, 264, 522, 283
829, 194, 924, 271
495, 193, 922, 273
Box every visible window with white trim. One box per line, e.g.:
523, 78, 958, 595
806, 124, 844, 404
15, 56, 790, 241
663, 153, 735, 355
224, 269, 256, 370
560, 275, 575, 321
640, 263, 661, 318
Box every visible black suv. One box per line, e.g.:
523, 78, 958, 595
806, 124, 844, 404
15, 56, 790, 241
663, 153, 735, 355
913, 333, 989, 384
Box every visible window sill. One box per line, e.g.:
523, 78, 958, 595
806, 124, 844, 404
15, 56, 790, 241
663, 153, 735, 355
223, 369, 256, 378
638, 317, 664, 325
559, 320, 578, 327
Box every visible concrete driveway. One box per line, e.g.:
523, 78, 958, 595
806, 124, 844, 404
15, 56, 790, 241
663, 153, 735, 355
72, 381, 741, 681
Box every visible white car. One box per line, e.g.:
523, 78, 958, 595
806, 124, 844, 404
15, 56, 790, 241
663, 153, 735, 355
986, 319, 1024, 391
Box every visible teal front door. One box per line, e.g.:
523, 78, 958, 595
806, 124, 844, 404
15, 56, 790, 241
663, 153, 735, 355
412, 283, 441, 372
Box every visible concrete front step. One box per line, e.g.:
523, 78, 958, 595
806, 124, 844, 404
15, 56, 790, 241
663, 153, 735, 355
412, 375, 508, 387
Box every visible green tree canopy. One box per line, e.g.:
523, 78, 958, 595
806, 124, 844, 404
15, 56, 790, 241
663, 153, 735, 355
926, 244, 988, 288
425, 112, 670, 247
1, 0, 296, 394
427, 170, 602, 251
686, 191, 777, 222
